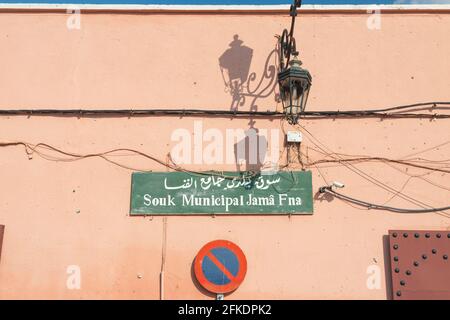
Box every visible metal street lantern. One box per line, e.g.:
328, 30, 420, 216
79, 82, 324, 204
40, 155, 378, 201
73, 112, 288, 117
278, 0, 312, 124
278, 55, 311, 124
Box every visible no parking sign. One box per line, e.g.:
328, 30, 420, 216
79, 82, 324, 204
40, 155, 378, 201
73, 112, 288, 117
194, 240, 247, 294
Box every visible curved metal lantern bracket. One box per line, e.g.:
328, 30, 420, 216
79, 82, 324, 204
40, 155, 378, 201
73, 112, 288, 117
279, 0, 302, 72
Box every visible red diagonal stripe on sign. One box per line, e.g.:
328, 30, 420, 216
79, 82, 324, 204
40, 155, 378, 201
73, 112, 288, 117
206, 251, 236, 283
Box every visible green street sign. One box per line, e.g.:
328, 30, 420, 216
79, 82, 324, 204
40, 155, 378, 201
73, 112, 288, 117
130, 171, 313, 215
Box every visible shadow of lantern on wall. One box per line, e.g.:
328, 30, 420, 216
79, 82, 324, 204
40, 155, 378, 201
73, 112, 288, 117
219, 35, 253, 111
219, 35, 278, 112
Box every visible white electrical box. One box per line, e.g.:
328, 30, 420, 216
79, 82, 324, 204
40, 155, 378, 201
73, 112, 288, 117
287, 131, 302, 143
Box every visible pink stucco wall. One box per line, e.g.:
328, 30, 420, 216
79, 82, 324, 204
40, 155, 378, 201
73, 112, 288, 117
0, 8, 449, 299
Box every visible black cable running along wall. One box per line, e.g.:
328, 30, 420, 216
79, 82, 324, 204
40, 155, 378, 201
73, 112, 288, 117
0, 102, 449, 119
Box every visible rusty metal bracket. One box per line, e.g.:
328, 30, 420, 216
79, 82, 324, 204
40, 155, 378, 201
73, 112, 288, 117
389, 230, 450, 300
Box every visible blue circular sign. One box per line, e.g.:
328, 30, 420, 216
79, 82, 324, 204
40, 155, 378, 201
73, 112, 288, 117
194, 240, 247, 294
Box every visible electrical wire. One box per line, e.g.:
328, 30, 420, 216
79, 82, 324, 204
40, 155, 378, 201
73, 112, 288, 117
319, 187, 450, 214
301, 102, 450, 119
381, 160, 450, 193
284, 117, 444, 212
306, 157, 450, 174
2, 110, 450, 213
298, 145, 450, 201
0, 141, 258, 180
349, 101, 450, 113
399, 140, 450, 159
2, 136, 450, 216
0, 101, 449, 119
302, 145, 450, 180
0, 108, 282, 117
282, 128, 450, 217
302, 142, 450, 192
296, 123, 447, 213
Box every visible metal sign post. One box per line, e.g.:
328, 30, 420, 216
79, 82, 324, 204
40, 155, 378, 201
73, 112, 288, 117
216, 294, 224, 300
0, 225, 4, 262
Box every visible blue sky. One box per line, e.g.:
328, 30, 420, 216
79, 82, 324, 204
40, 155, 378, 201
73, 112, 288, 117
0, 0, 449, 5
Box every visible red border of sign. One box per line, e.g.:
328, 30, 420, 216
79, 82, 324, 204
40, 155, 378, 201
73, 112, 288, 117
194, 240, 247, 294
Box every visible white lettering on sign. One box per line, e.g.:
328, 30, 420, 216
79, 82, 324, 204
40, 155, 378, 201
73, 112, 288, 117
143, 193, 302, 212
143, 194, 176, 207
130, 171, 313, 215
163, 175, 281, 191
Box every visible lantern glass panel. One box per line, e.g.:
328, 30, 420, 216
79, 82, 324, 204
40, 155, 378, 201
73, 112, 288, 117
278, 60, 312, 124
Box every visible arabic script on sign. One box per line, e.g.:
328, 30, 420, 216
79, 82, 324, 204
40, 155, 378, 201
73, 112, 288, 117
163, 175, 281, 191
